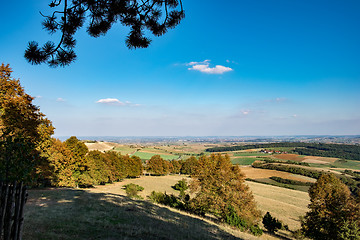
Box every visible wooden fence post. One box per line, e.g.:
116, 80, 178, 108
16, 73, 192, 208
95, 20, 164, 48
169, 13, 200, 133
0, 182, 27, 240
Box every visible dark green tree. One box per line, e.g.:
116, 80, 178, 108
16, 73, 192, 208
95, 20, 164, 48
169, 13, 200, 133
262, 212, 282, 233
25, 0, 185, 67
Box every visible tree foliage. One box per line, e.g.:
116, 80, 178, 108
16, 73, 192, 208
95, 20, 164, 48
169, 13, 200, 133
146, 155, 169, 175
40, 136, 143, 187
0, 63, 54, 182
189, 154, 261, 227
170, 159, 181, 174
44, 138, 77, 187
180, 156, 198, 175
25, 0, 185, 67
301, 174, 360, 240
123, 155, 143, 178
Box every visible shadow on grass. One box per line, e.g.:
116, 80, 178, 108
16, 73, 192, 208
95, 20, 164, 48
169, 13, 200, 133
24, 188, 244, 240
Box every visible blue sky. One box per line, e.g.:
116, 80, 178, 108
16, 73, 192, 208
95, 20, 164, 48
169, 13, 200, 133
1, 0, 360, 137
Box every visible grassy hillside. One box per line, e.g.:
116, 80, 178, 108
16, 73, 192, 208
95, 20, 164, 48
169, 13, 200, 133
24, 175, 310, 239
25, 189, 247, 240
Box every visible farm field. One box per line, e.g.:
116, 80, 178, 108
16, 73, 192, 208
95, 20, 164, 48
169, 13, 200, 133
331, 159, 360, 170
240, 166, 316, 183
131, 151, 179, 160
233, 152, 266, 157
84, 141, 118, 152
112, 145, 137, 155
272, 154, 305, 162
246, 181, 309, 230
231, 157, 257, 165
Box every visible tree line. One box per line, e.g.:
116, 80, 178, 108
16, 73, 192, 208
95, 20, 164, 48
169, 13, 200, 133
38, 136, 143, 187
206, 142, 360, 161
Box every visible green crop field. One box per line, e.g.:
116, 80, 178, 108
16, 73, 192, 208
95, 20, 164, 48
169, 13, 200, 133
308, 159, 360, 171
233, 152, 265, 157
113, 146, 136, 155
332, 159, 360, 170
231, 157, 256, 165
131, 151, 179, 160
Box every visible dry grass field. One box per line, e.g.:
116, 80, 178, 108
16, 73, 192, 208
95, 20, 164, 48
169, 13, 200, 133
246, 181, 309, 230
85, 142, 118, 152
24, 179, 285, 240
23, 173, 310, 240
302, 156, 338, 164
240, 166, 316, 183
273, 154, 304, 162
25, 188, 259, 240
89, 174, 310, 231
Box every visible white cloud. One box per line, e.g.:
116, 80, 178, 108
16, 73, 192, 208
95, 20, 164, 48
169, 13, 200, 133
56, 98, 66, 102
187, 60, 233, 74
96, 98, 141, 107
96, 98, 125, 105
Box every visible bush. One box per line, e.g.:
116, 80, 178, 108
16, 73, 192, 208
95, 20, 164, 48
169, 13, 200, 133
250, 225, 263, 236
148, 191, 185, 210
124, 183, 144, 199
172, 179, 188, 200
225, 206, 248, 230
173, 179, 188, 192
225, 206, 262, 236
262, 212, 282, 233
148, 191, 165, 203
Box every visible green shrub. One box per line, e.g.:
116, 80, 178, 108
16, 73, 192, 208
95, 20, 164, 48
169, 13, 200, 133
225, 206, 262, 236
123, 183, 144, 199
250, 225, 263, 236
172, 179, 188, 200
262, 212, 282, 233
149, 191, 186, 210
148, 191, 165, 203
225, 205, 248, 231
173, 179, 188, 192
